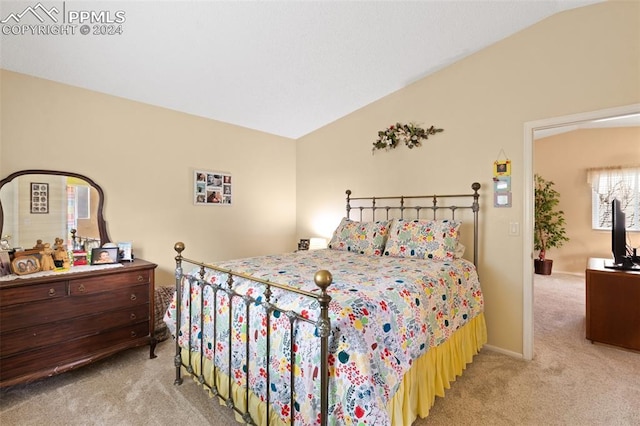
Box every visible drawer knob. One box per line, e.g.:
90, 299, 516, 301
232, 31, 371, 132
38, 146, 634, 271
130, 294, 137, 301
137, 275, 144, 282
78, 284, 86, 293
130, 313, 137, 320
130, 331, 137, 338
48, 288, 56, 296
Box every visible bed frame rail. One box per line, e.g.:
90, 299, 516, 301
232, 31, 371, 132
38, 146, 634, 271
173, 242, 332, 426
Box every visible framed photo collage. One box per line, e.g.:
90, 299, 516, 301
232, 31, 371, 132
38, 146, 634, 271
194, 170, 232, 205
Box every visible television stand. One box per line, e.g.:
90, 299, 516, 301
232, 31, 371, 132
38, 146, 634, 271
586, 258, 640, 352
603, 261, 640, 271
604, 256, 640, 271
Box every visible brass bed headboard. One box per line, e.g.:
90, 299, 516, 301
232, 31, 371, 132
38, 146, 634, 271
345, 182, 481, 266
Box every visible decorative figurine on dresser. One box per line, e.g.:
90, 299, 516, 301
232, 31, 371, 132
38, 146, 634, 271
0, 169, 158, 387
53, 237, 71, 269
38, 242, 56, 271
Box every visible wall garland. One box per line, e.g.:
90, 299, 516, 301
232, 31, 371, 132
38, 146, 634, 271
372, 122, 444, 153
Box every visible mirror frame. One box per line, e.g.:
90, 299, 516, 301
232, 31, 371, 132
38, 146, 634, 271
0, 169, 111, 246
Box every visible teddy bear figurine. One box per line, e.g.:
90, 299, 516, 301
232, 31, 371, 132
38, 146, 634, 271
54, 237, 71, 269
39, 243, 56, 271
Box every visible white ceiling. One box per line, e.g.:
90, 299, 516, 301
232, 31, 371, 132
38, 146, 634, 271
1, 0, 605, 139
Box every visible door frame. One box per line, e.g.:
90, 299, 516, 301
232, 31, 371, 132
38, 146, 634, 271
522, 103, 640, 360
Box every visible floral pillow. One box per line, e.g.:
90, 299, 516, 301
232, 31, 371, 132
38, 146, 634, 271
328, 218, 391, 256
383, 219, 461, 261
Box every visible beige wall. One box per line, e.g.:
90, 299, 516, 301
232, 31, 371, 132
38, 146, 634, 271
296, 1, 640, 355
0, 71, 297, 286
535, 127, 640, 274
1, 1, 638, 356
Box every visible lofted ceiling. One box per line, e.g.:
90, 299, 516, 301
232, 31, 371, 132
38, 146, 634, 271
1, 0, 606, 139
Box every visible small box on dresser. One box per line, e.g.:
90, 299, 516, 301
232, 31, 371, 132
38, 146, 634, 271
0, 259, 157, 387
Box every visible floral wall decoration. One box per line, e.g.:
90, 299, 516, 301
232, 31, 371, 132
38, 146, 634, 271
372, 122, 444, 153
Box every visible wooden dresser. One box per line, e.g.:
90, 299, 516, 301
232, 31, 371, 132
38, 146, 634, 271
0, 259, 157, 387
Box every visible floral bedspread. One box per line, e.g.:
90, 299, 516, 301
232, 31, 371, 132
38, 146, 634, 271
164, 249, 483, 426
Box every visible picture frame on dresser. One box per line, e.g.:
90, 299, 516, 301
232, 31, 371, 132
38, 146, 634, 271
91, 247, 119, 265
118, 241, 133, 261
11, 255, 40, 275
0, 251, 11, 276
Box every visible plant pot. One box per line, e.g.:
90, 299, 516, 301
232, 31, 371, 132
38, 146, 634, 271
534, 259, 553, 275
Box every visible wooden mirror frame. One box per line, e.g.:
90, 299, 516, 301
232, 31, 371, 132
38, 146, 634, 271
0, 169, 111, 247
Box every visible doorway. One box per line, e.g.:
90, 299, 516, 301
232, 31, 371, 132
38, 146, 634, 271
522, 103, 640, 360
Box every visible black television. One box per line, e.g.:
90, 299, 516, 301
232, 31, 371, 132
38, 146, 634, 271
605, 199, 638, 270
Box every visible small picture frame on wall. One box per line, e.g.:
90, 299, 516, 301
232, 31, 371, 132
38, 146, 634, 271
91, 247, 119, 265
493, 176, 511, 193
30, 182, 49, 214
493, 160, 511, 177
194, 169, 232, 205
494, 192, 512, 208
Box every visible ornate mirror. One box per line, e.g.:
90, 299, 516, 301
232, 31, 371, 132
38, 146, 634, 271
0, 170, 110, 251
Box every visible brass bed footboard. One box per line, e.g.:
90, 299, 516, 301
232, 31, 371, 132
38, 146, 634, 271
173, 242, 333, 426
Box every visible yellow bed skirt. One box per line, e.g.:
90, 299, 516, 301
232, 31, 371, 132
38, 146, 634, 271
179, 312, 487, 426
387, 312, 487, 425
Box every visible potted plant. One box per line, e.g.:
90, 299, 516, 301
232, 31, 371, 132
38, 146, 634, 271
534, 174, 569, 275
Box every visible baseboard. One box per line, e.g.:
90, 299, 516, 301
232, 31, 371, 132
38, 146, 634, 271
482, 344, 524, 359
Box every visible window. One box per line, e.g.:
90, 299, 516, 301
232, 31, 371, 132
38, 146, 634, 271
588, 166, 640, 231
76, 186, 90, 219
66, 185, 91, 223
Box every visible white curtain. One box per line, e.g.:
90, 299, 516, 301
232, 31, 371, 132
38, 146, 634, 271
587, 165, 640, 229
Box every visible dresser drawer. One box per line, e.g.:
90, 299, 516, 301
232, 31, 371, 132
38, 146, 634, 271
1, 321, 150, 384
0, 304, 150, 358
0, 284, 150, 332
70, 269, 151, 294
0, 281, 67, 308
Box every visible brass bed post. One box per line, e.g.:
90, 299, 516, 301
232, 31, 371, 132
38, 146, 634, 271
243, 294, 252, 424
471, 182, 481, 267
314, 270, 333, 426
371, 197, 376, 221
198, 266, 206, 388
174, 242, 185, 386
264, 285, 273, 424
432, 194, 437, 220
345, 190, 352, 220
225, 274, 235, 413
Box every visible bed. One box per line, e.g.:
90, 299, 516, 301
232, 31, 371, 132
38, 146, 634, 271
164, 183, 486, 425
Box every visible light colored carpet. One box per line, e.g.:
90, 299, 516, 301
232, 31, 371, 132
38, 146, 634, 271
1, 273, 639, 425
420, 272, 640, 425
